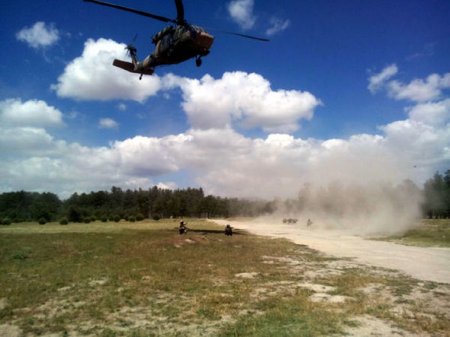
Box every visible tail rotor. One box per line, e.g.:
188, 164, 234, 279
125, 34, 138, 60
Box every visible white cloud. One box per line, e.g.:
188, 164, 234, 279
0, 127, 59, 157
166, 71, 321, 132
51, 38, 162, 102
407, 99, 450, 126
2, 67, 449, 201
227, 0, 256, 30
266, 17, 290, 36
16, 22, 60, 49
387, 73, 450, 102
52, 39, 320, 132
369, 65, 450, 102
117, 103, 127, 111
368, 64, 398, 93
0, 98, 64, 128
99, 118, 119, 129
2, 97, 448, 199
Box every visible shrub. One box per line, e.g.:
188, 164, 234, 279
136, 213, 144, 221
38, 218, 47, 225
152, 214, 161, 221
128, 215, 136, 222
101, 216, 108, 222
59, 218, 68, 225
83, 218, 91, 224
113, 215, 120, 223
2, 218, 12, 226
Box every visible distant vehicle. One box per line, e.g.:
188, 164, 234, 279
283, 218, 298, 224
83, 0, 269, 79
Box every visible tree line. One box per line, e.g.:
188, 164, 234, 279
0, 169, 449, 224
422, 170, 450, 218
0, 186, 270, 224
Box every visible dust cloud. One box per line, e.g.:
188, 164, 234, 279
258, 180, 423, 235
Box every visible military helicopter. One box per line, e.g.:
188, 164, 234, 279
84, 0, 269, 79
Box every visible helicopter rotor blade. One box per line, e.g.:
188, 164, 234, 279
213, 30, 270, 42
174, 0, 185, 24
83, 0, 176, 24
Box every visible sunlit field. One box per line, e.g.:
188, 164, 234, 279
1, 219, 449, 336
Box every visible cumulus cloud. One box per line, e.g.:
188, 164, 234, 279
368, 64, 398, 93
53, 39, 318, 132
0, 129, 170, 197
1, 94, 448, 200
407, 99, 450, 127
387, 73, 450, 102
227, 0, 256, 30
99, 118, 119, 129
266, 17, 290, 36
51, 38, 162, 102
166, 72, 321, 132
16, 21, 60, 49
2, 64, 449, 215
0, 98, 64, 128
369, 65, 450, 102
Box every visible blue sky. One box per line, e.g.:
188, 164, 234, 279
0, 0, 449, 198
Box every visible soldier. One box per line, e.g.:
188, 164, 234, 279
224, 224, 233, 236
179, 220, 188, 235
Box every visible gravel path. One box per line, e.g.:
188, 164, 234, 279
214, 219, 450, 284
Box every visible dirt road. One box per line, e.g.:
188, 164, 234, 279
214, 219, 450, 284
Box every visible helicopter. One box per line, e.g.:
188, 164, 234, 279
84, 0, 269, 79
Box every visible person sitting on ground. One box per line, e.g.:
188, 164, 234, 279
179, 220, 188, 235
225, 224, 233, 236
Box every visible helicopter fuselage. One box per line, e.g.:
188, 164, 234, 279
116, 24, 214, 77
149, 24, 214, 67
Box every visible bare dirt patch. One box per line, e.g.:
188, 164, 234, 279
215, 219, 450, 283
214, 219, 450, 337
0, 324, 21, 337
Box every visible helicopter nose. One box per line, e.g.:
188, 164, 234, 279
196, 31, 214, 50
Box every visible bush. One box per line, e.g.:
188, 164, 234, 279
38, 218, 47, 225
101, 216, 108, 222
152, 214, 161, 221
128, 215, 136, 222
83, 218, 91, 224
136, 213, 144, 221
113, 215, 120, 223
59, 218, 68, 225
2, 218, 12, 226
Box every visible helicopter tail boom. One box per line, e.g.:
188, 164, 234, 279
113, 59, 154, 76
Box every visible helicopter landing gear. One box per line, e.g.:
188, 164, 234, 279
195, 56, 202, 67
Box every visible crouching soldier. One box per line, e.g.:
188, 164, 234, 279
179, 221, 188, 235
224, 224, 233, 236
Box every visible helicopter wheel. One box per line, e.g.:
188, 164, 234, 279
195, 56, 202, 67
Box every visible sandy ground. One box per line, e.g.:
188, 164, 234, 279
214, 219, 450, 284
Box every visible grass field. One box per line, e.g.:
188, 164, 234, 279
380, 219, 450, 247
1, 219, 449, 336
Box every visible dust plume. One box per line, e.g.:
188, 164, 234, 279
263, 180, 423, 235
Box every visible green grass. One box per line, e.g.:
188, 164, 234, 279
1, 219, 448, 336
379, 219, 450, 247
